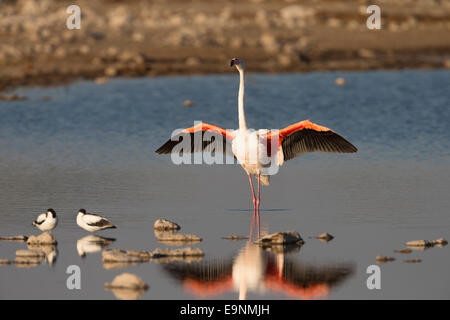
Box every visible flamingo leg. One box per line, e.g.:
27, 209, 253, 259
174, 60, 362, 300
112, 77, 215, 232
256, 174, 261, 239
248, 174, 256, 241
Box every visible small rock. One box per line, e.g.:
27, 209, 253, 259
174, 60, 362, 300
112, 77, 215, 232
26, 232, 57, 245
132, 32, 144, 42
404, 259, 422, 263
105, 273, 149, 290
106, 46, 119, 58
118, 51, 134, 62
54, 47, 66, 58
260, 33, 279, 53
327, 18, 341, 28
256, 231, 304, 245
102, 249, 152, 263
0, 235, 28, 242
182, 100, 196, 107
277, 54, 292, 67
316, 233, 334, 241
432, 238, 448, 246
105, 66, 117, 77
152, 247, 204, 258
157, 233, 202, 243
394, 248, 412, 254
154, 219, 181, 231
0, 94, 27, 101
222, 235, 248, 241
358, 48, 376, 59
406, 240, 433, 248
376, 255, 395, 263
186, 57, 200, 66
335, 77, 346, 86
94, 77, 109, 84
79, 45, 90, 55
0, 259, 11, 266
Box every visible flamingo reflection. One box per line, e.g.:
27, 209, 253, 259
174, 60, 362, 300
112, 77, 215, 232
162, 244, 354, 300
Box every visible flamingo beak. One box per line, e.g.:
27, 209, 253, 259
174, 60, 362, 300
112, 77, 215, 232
230, 59, 235, 67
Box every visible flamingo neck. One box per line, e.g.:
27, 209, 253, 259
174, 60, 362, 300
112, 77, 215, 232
238, 69, 247, 131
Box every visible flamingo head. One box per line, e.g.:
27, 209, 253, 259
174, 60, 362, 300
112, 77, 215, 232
230, 57, 245, 71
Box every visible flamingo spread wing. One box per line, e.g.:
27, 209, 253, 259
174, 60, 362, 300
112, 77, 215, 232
155, 122, 235, 155
266, 120, 357, 163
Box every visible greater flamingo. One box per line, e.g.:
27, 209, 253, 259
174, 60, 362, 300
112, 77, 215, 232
156, 58, 357, 239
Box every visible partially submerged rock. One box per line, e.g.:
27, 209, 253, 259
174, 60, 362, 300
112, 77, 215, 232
105, 273, 149, 291
0, 258, 11, 266
376, 255, 395, 263
152, 247, 204, 258
256, 231, 304, 245
0, 94, 27, 101
222, 235, 248, 241
102, 249, 152, 263
316, 233, 334, 242
431, 238, 448, 246
26, 232, 57, 245
0, 235, 28, 242
154, 219, 181, 231
394, 248, 412, 254
406, 238, 448, 249
157, 233, 202, 243
335, 77, 346, 86
182, 100, 196, 107
406, 240, 433, 247
404, 259, 422, 263
152, 255, 204, 264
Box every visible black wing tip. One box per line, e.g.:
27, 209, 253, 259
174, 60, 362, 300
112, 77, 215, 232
282, 129, 358, 160
155, 139, 175, 154
339, 142, 358, 154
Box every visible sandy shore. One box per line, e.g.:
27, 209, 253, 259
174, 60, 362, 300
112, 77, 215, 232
1, 0, 450, 93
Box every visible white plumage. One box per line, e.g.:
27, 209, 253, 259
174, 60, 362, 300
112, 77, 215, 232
76, 209, 116, 232
32, 208, 58, 232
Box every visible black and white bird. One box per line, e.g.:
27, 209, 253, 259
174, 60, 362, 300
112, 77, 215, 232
32, 208, 58, 232
76, 209, 116, 232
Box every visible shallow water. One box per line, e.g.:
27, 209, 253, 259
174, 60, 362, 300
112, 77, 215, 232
0, 70, 449, 299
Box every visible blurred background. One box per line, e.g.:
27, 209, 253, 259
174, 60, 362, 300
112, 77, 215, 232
1, 0, 449, 93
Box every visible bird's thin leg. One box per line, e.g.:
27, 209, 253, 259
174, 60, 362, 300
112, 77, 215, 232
248, 174, 256, 241
256, 174, 261, 239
